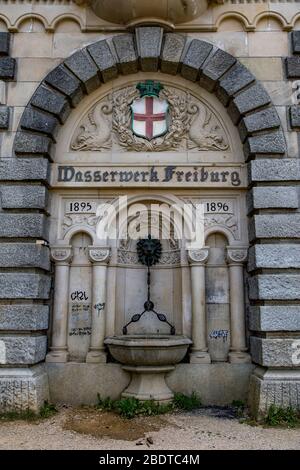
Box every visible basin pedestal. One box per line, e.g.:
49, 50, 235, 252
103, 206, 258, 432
122, 365, 175, 402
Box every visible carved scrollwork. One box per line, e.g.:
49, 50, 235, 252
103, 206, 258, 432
187, 248, 209, 264
51, 246, 73, 263
226, 247, 248, 264
88, 247, 111, 263
117, 249, 181, 265
62, 213, 100, 237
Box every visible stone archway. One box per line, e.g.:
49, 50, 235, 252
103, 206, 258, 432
3, 27, 300, 417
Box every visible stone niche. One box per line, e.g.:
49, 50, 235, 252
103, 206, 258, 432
46, 73, 252, 404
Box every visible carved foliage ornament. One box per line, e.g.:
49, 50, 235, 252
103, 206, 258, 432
88, 247, 111, 263
51, 246, 73, 263
71, 82, 229, 152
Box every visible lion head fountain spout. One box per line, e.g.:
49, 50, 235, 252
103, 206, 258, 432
105, 234, 192, 402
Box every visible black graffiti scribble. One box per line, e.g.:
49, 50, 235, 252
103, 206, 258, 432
71, 291, 89, 301
209, 329, 229, 342
94, 302, 105, 315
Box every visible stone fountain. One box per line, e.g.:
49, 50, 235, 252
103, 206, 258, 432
105, 235, 192, 402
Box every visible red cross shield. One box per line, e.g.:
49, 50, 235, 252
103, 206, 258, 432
131, 96, 169, 141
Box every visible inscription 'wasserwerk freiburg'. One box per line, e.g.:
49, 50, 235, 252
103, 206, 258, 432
53, 165, 246, 188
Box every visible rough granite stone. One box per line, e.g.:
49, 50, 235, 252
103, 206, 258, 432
0, 365, 49, 412
0, 213, 48, 239
0, 33, 10, 56
112, 34, 138, 75
44, 65, 83, 107
0, 106, 9, 129
199, 49, 236, 92
14, 131, 52, 157
0, 57, 16, 80
249, 306, 300, 331
87, 40, 118, 83
286, 56, 300, 78
0, 185, 48, 209
248, 244, 300, 271
291, 31, 300, 54
31, 85, 71, 124
20, 107, 59, 140
249, 214, 300, 241
228, 84, 271, 124
244, 131, 286, 158
0, 158, 49, 182
64, 49, 100, 94
248, 159, 300, 183
0, 335, 47, 364
0, 243, 50, 269
238, 108, 281, 142
216, 62, 255, 106
135, 27, 163, 72
0, 305, 49, 331
160, 33, 186, 75
0, 273, 50, 299
247, 186, 298, 212
250, 337, 300, 367
289, 105, 300, 129
248, 274, 300, 300
181, 39, 213, 82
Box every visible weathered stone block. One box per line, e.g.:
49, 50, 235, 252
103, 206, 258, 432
160, 33, 186, 75
0, 106, 9, 129
0, 213, 48, 239
0, 365, 49, 412
87, 40, 118, 83
249, 306, 300, 331
289, 105, 300, 129
251, 337, 300, 367
0, 33, 10, 56
199, 49, 236, 91
248, 274, 300, 300
248, 244, 300, 271
0, 57, 16, 80
44, 65, 83, 107
216, 62, 255, 106
14, 131, 52, 157
228, 84, 271, 124
112, 34, 138, 75
0, 185, 47, 209
181, 39, 213, 81
135, 27, 163, 72
249, 214, 300, 240
0, 335, 47, 364
0, 273, 50, 299
0, 243, 50, 269
244, 131, 286, 158
20, 107, 58, 140
286, 56, 300, 78
247, 186, 298, 212
31, 85, 71, 124
0, 305, 49, 331
291, 31, 300, 54
238, 108, 281, 142
249, 159, 300, 183
64, 49, 100, 94
0, 158, 49, 182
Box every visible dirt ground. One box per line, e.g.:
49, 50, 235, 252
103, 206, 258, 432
0, 406, 299, 450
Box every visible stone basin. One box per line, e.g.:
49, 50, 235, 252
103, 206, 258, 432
105, 335, 192, 402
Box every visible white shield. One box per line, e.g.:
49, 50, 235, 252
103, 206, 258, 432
131, 96, 168, 140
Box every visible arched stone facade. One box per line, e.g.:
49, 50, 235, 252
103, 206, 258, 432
1, 27, 300, 418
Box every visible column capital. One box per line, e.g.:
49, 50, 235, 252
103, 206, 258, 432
88, 246, 111, 264
50, 246, 73, 264
226, 246, 248, 265
187, 247, 209, 265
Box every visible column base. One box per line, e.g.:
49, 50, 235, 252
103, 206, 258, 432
46, 349, 69, 363
86, 350, 107, 363
122, 365, 175, 402
190, 351, 211, 364
0, 365, 49, 412
228, 351, 251, 364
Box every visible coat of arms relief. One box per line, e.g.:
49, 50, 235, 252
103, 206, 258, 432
71, 81, 229, 152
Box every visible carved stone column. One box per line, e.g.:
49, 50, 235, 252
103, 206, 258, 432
46, 246, 73, 363
188, 247, 211, 364
86, 247, 110, 363
226, 247, 251, 363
